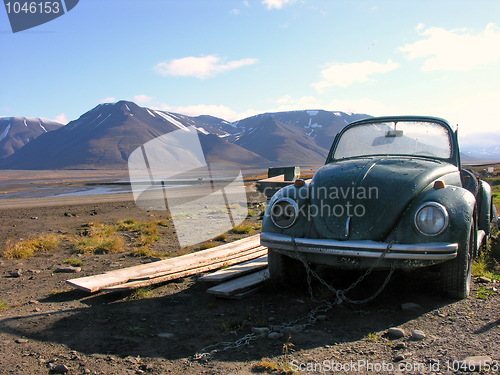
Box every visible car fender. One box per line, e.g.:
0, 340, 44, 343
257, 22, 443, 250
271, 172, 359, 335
262, 184, 311, 237
477, 180, 493, 235
394, 185, 476, 246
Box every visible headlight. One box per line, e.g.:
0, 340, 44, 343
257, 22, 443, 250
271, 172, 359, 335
270, 198, 298, 228
414, 202, 449, 236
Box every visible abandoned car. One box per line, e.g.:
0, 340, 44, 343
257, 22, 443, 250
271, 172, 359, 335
260, 116, 495, 299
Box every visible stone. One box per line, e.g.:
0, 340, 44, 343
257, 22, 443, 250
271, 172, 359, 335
157, 333, 175, 339
54, 266, 81, 273
461, 356, 493, 371
267, 332, 283, 340
393, 354, 405, 362
476, 276, 492, 283
387, 327, 406, 338
51, 364, 69, 373
281, 325, 303, 334
316, 315, 327, 321
401, 302, 422, 310
15, 338, 28, 343
251, 327, 269, 334
411, 330, 426, 340
9, 270, 22, 277
394, 342, 407, 349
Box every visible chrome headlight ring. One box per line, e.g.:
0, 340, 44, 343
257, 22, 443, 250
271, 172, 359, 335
270, 197, 299, 229
414, 202, 449, 236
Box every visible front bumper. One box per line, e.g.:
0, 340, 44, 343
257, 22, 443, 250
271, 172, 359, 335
260, 232, 458, 261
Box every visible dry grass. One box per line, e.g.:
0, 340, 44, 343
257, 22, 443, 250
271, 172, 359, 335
0, 300, 9, 311
71, 234, 125, 254
2, 234, 61, 259
231, 225, 253, 234
63, 257, 84, 267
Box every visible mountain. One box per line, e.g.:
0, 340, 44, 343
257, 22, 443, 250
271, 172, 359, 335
0, 117, 63, 159
459, 132, 500, 161
0, 101, 268, 170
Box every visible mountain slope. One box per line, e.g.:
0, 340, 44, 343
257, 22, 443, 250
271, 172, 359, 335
0, 101, 268, 170
0, 117, 63, 159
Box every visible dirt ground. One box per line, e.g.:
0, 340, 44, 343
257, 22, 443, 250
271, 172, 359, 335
0, 181, 499, 375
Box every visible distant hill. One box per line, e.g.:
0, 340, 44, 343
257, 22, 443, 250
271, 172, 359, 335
0, 117, 63, 159
0, 101, 268, 170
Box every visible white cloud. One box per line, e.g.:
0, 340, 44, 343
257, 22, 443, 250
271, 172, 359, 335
153, 55, 258, 79
272, 95, 321, 111
400, 23, 500, 71
132, 94, 153, 104
230, 8, 240, 15
99, 97, 117, 103
262, 0, 294, 10
156, 103, 258, 122
312, 60, 399, 90
53, 113, 69, 124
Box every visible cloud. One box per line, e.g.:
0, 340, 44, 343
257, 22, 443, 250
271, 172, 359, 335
153, 55, 258, 79
156, 103, 258, 122
262, 0, 294, 10
53, 113, 69, 125
400, 23, 500, 71
132, 94, 153, 104
272, 95, 321, 111
99, 97, 117, 103
312, 60, 399, 90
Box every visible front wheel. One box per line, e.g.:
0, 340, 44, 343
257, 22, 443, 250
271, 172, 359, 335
268, 248, 306, 286
440, 220, 476, 299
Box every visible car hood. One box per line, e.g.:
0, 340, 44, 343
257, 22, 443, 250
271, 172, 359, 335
309, 157, 457, 241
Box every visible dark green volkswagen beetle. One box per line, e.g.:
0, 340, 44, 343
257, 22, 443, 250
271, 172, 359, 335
260, 116, 495, 299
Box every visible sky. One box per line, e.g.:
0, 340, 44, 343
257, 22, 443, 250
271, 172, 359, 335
1, 0, 500, 140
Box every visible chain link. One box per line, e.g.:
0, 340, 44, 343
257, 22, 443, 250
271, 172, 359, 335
193, 239, 396, 361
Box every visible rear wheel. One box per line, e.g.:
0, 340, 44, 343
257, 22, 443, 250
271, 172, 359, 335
440, 220, 476, 299
268, 248, 305, 286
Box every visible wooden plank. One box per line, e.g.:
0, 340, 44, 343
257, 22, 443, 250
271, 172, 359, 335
199, 255, 268, 283
206, 269, 270, 297
67, 235, 261, 292
102, 249, 267, 292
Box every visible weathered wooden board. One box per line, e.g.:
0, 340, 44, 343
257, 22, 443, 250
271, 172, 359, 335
206, 269, 270, 297
102, 249, 267, 292
67, 235, 261, 293
198, 255, 268, 283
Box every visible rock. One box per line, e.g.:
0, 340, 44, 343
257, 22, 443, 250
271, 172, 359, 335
281, 325, 303, 334
411, 330, 426, 340
387, 327, 406, 338
316, 315, 327, 321
54, 266, 81, 273
251, 327, 269, 334
157, 333, 175, 339
30, 216, 38, 220
9, 270, 22, 277
476, 276, 492, 283
267, 332, 283, 340
393, 354, 405, 362
394, 342, 407, 349
28, 300, 39, 304
51, 364, 69, 373
401, 302, 422, 310
461, 356, 492, 371
15, 338, 28, 343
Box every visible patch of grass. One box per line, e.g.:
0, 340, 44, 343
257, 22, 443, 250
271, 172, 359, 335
252, 358, 297, 374
472, 249, 500, 281
126, 326, 148, 336
231, 225, 253, 234
476, 286, 495, 299
213, 233, 227, 242
199, 242, 220, 250
0, 300, 9, 311
2, 234, 61, 259
130, 287, 154, 300
71, 235, 125, 254
63, 257, 84, 267
220, 318, 244, 333
155, 220, 169, 227
83, 222, 117, 237
365, 332, 379, 342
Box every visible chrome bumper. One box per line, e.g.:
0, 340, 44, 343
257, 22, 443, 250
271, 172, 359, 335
260, 232, 458, 261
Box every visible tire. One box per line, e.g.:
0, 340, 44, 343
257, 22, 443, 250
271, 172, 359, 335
440, 220, 476, 299
268, 248, 306, 286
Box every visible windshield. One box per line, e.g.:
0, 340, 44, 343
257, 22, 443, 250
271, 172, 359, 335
333, 121, 452, 160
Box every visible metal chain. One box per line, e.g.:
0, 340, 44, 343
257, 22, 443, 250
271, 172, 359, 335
193, 239, 396, 361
